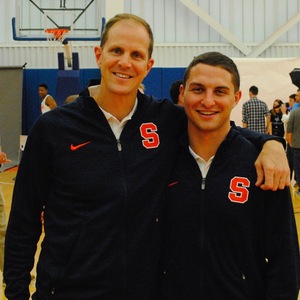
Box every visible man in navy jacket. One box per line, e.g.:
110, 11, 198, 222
160, 52, 300, 299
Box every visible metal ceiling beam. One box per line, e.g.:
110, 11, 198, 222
248, 11, 300, 57
179, 0, 251, 56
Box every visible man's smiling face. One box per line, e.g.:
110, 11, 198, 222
182, 63, 241, 137
95, 19, 154, 97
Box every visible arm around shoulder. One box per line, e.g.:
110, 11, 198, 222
255, 140, 289, 190
236, 126, 289, 190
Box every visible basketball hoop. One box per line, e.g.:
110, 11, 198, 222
45, 28, 72, 68
45, 28, 70, 44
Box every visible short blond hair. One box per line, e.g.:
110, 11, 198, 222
100, 13, 154, 59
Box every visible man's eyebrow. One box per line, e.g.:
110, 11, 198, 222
189, 82, 204, 87
215, 86, 230, 90
188, 82, 230, 90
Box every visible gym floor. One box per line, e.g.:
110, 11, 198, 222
0, 167, 299, 299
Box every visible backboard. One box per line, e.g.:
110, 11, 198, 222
12, 0, 105, 42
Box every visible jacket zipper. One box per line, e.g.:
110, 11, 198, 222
200, 175, 205, 298
201, 177, 206, 190
116, 138, 127, 295
117, 139, 122, 151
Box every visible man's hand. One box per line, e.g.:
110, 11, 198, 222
0, 152, 11, 164
254, 140, 290, 191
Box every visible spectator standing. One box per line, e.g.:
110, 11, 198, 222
169, 80, 184, 106
242, 85, 270, 133
268, 99, 284, 137
294, 88, 300, 109
281, 101, 290, 133
289, 93, 297, 110
286, 107, 300, 195
286, 93, 298, 184
38, 83, 57, 114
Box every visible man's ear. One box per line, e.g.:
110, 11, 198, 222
233, 90, 242, 107
94, 46, 102, 68
144, 58, 155, 77
179, 84, 185, 103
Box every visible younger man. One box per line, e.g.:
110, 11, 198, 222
161, 52, 300, 299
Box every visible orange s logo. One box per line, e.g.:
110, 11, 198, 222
140, 123, 160, 149
228, 176, 250, 204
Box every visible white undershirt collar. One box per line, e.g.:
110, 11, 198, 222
99, 98, 138, 139
189, 146, 214, 178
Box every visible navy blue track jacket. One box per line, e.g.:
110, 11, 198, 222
160, 127, 300, 299
4, 92, 184, 300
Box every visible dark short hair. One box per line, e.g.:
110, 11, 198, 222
100, 13, 154, 59
169, 80, 183, 104
183, 52, 240, 92
38, 83, 48, 90
249, 85, 258, 95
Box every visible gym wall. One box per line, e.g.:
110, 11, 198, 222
0, 67, 23, 170
22, 67, 186, 133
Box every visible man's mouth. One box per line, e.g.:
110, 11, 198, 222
197, 111, 217, 115
114, 72, 131, 79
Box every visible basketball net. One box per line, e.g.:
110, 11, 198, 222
45, 28, 69, 44
45, 28, 72, 67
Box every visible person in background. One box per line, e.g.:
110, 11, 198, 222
169, 79, 184, 106
294, 88, 300, 108
267, 99, 284, 137
289, 93, 297, 109
160, 52, 300, 299
4, 14, 290, 300
242, 85, 270, 133
64, 94, 79, 104
64, 81, 107, 105
0, 151, 10, 277
286, 93, 298, 185
286, 105, 300, 195
38, 83, 57, 113
281, 101, 290, 137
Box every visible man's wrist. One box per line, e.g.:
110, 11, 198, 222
264, 136, 286, 149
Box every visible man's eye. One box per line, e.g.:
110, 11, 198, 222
192, 88, 203, 93
113, 48, 121, 54
132, 52, 142, 59
216, 89, 226, 95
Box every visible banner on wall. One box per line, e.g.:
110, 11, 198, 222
0, 66, 23, 170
